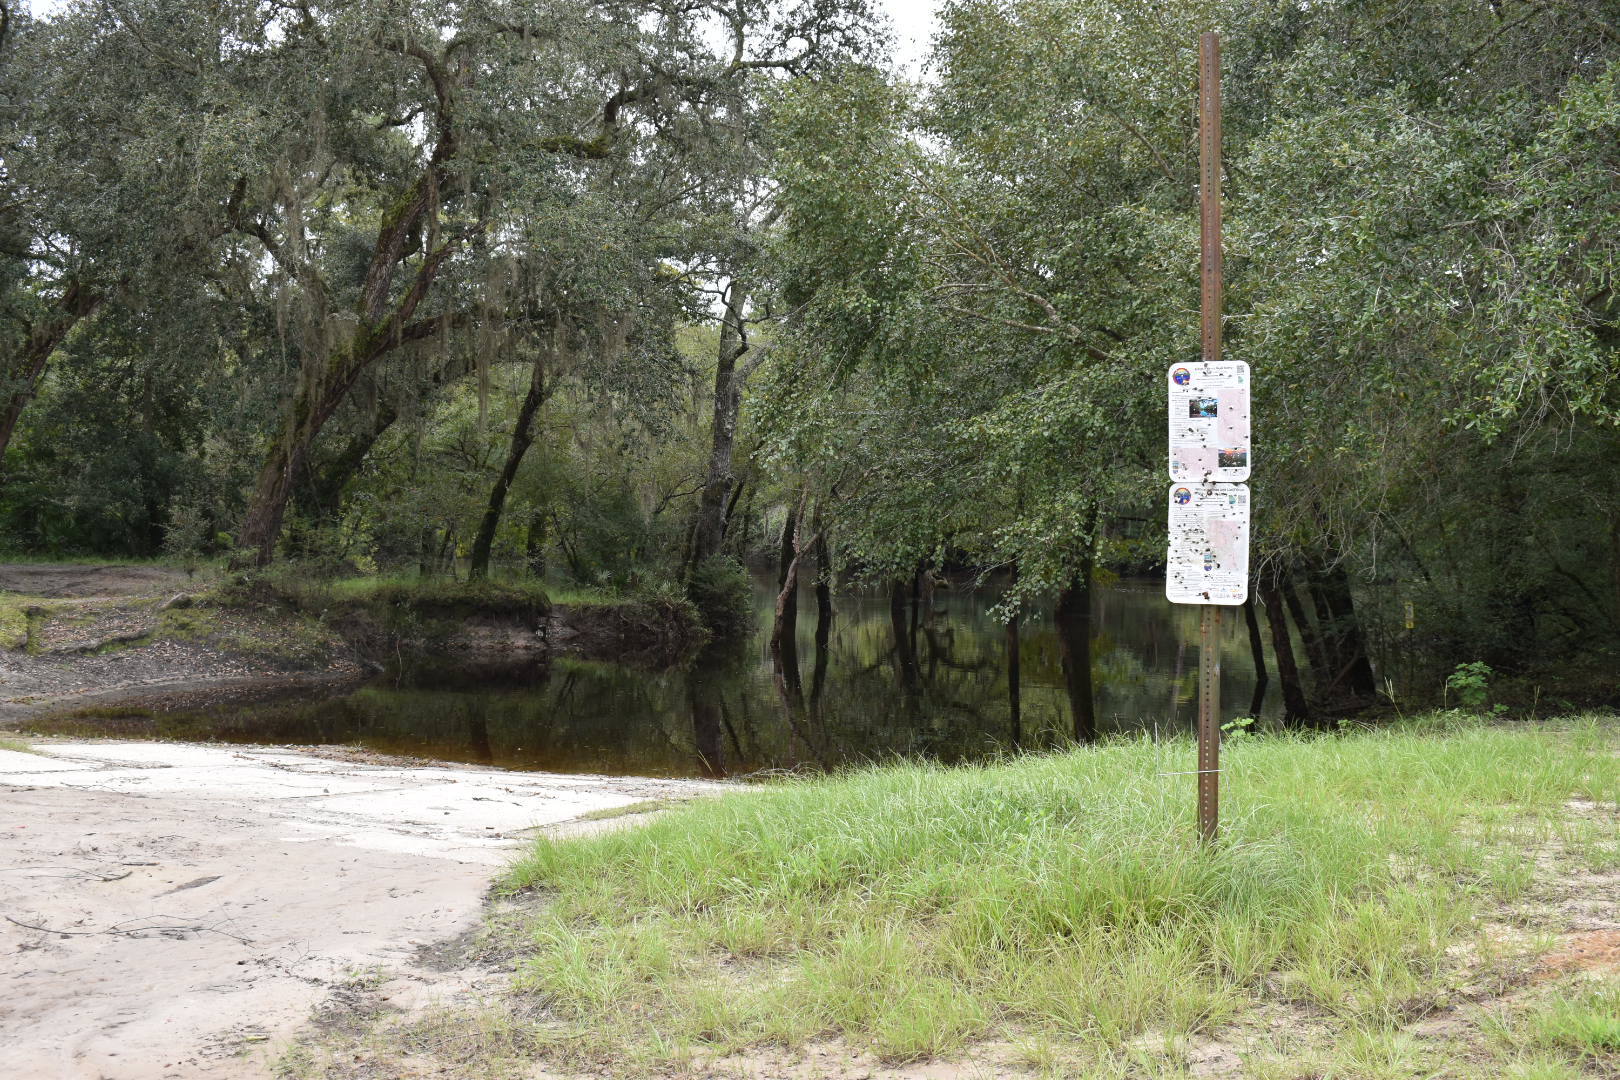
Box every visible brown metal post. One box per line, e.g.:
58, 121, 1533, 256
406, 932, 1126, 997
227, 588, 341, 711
1200, 32, 1223, 364
1197, 31, 1223, 844
1198, 605, 1221, 842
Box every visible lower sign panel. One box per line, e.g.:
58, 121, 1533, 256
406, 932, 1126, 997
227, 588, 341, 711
1167, 483, 1250, 605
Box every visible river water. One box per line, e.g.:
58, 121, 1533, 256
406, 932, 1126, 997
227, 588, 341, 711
99, 576, 1281, 777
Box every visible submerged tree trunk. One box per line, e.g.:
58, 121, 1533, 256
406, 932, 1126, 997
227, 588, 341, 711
689, 280, 749, 573
1055, 557, 1096, 744
689, 657, 728, 780
889, 579, 918, 694
770, 497, 806, 699
1306, 561, 1377, 706
811, 514, 833, 709
469, 349, 548, 580
1258, 568, 1312, 728
1282, 569, 1331, 686
0, 280, 103, 475
1243, 597, 1269, 717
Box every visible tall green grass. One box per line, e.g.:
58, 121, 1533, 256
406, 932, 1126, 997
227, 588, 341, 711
500, 716, 1619, 1066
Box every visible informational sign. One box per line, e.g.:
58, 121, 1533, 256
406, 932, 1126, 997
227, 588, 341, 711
1168, 360, 1251, 483
1166, 483, 1249, 605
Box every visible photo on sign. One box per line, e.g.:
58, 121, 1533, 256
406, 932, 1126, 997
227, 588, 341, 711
1189, 397, 1218, 418
1218, 448, 1247, 468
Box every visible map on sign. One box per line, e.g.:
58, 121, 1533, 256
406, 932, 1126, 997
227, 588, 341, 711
1168, 360, 1251, 483
1166, 483, 1249, 605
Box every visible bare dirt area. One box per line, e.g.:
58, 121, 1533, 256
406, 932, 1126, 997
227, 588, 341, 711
0, 563, 201, 600
0, 739, 724, 1080
0, 562, 360, 724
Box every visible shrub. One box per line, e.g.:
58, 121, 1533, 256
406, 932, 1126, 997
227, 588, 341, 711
686, 555, 754, 641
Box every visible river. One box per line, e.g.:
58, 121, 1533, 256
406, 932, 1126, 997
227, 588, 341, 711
100, 575, 1281, 777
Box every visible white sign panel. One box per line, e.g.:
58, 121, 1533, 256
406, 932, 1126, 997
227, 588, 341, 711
1168, 360, 1251, 483
1166, 483, 1250, 605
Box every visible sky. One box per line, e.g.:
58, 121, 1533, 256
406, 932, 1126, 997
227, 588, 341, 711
24, 0, 942, 64
882, 0, 940, 75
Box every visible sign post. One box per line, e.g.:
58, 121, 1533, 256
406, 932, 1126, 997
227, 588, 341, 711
1197, 31, 1223, 846
1163, 31, 1243, 845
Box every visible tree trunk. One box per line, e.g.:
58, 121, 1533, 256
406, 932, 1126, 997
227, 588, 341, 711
525, 508, 548, 578
1258, 568, 1312, 728
0, 280, 103, 474
690, 280, 748, 572
730, 485, 755, 560
889, 579, 918, 694
1243, 597, 1269, 717
469, 349, 548, 580
689, 660, 727, 780
298, 347, 480, 523
1282, 568, 1331, 686
811, 515, 833, 709
1307, 561, 1377, 705
1055, 558, 1096, 744
770, 497, 805, 699
722, 478, 746, 544
235, 420, 314, 567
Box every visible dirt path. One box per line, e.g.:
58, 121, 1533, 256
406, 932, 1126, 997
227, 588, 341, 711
0, 739, 723, 1080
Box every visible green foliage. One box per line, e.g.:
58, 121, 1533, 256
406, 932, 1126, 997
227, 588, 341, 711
685, 556, 755, 641
1446, 662, 1495, 710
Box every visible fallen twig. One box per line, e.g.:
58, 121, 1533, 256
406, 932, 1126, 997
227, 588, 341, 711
0, 864, 133, 881
4, 913, 253, 943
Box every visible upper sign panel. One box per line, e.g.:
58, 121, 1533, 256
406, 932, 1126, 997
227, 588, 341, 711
1168, 360, 1251, 483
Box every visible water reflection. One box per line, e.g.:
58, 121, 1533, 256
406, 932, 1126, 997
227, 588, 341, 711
60, 576, 1280, 777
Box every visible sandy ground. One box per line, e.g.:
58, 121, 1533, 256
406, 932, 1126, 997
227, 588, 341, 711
0, 739, 723, 1080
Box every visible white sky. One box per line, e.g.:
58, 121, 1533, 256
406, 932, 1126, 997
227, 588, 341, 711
883, 0, 940, 75
24, 0, 941, 64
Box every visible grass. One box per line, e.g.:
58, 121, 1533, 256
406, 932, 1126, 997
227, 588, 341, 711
491, 715, 1620, 1071
1487, 979, 1620, 1060
0, 593, 37, 649
0, 551, 218, 568
0, 734, 38, 754
575, 799, 676, 822
309, 572, 625, 609
275, 573, 553, 614
279, 714, 1620, 1078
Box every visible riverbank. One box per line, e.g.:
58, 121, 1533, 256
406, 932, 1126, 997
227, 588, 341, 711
0, 563, 705, 726
0, 737, 725, 1079
285, 715, 1620, 1079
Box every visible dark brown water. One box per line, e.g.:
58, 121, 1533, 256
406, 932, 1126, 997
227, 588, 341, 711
64, 577, 1281, 777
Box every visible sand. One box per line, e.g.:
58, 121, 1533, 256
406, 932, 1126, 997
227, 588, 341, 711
0, 740, 722, 1079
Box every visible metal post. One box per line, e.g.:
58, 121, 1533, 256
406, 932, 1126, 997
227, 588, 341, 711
1198, 605, 1221, 842
1199, 32, 1223, 364
1197, 31, 1222, 844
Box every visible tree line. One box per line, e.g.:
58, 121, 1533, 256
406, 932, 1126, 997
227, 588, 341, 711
4, 0, 1619, 727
